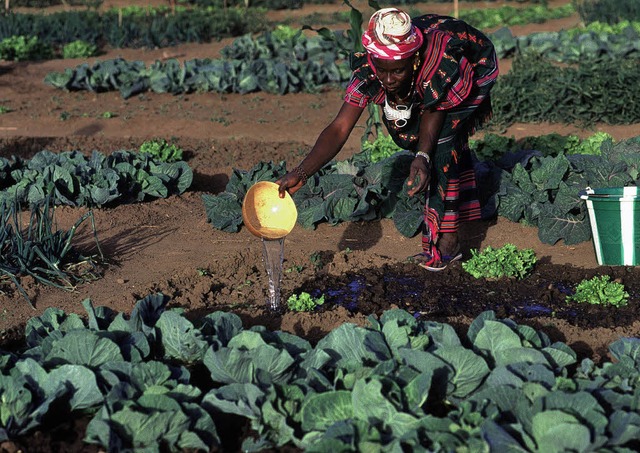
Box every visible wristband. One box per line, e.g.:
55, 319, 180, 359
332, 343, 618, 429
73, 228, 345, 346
293, 166, 308, 185
416, 152, 431, 166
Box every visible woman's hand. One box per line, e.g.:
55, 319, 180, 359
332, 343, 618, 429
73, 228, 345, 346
407, 155, 431, 197
276, 172, 304, 198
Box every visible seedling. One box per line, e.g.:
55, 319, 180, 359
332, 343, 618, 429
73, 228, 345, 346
285, 264, 304, 273
62, 40, 97, 59
361, 133, 403, 163
287, 292, 325, 312
566, 275, 629, 308
309, 252, 324, 270
196, 267, 211, 277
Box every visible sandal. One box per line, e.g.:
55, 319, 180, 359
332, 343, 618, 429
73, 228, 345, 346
407, 252, 437, 267
420, 246, 462, 272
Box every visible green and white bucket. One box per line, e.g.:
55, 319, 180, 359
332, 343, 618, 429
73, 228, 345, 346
580, 187, 640, 266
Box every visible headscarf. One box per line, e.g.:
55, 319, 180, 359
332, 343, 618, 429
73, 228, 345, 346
361, 8, 424, 60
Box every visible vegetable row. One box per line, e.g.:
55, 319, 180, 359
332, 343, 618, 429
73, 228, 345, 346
0, 149, 192, 208
0, 3, 575, 55
204, 134, 640, 246
1, 133, 637, 252
42, 27, 640, 127
0, 8, 266, 51
2, 295, 640, 451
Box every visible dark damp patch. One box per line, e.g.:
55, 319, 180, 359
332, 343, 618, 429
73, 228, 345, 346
296, 261, 640, 330
310, 276, 365, 311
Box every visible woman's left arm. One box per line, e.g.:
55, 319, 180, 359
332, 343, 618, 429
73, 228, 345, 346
407, 108, 447, 197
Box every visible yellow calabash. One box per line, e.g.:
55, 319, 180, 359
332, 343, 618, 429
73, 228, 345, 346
242, 181, 298, 240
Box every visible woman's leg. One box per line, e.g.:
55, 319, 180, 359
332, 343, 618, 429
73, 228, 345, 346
438, 142, 481, 255
419, 142, 480, 267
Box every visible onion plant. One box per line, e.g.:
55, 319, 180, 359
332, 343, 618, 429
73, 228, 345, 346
0, 196, 103, 308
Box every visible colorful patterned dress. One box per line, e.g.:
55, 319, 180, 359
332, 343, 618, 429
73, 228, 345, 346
344, 14, 499, 257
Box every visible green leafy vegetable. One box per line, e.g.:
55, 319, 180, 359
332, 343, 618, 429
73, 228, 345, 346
566, 275, 629, 307
360, 133, 403, 163
62, 40, 97, 59
462, 243, 537, 280
3, 292, 640, 450
0, 149, 193, 208
139, 139, 183, 163
287, 292, 325, 312
0, 35, 51, 61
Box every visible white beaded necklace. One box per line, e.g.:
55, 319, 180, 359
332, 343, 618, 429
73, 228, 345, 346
380, 60, 418, 128
383, 98, 413, 128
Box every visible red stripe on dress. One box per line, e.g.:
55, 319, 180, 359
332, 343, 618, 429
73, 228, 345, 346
416, 31, 448, 99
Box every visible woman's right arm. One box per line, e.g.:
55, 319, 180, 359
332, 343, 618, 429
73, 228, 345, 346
278, 102, 364, 196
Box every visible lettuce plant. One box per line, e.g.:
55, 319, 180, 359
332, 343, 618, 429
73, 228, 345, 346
462, 243, 537, 280
62, 40, 97, 59
287, 292, 324, 312
361, 133, 403, 163
139, 139, 183, 163
0, 35, 52, 61
566, 275, 629, 308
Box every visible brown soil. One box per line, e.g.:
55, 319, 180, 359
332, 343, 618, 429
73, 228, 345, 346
1, 0, 640, 400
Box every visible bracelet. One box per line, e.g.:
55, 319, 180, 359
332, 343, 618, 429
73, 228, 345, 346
416, 151, 431, 166
293, 166, 308, 185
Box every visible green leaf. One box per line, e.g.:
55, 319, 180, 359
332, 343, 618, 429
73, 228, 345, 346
537, 204, 591, 245
432, 346, 490, 398
46, 330, 123, 368
301, 391, 353, 431
314, 324, 392, 368
531, 410, 592, 453
403, 371, 432, 414
45, 365, 103, 411
156, 311, 209, 363
202, 383, 265, 419
202, 192, 243, 233
352, 379, 400, 423
473, 320, 523, 360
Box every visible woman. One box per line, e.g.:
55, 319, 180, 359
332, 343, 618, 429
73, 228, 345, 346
277, 7, 499, 271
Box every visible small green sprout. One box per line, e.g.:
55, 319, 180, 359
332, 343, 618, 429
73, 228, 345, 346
196, 267, 211, 277
566, 275, 629, 308
309, 251, 324, 270
285, 264, 304, 273
238, 279, 253, 289
287, 292, 325, 312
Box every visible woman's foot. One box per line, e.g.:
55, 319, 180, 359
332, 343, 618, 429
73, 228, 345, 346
418, 233, 462, 272
408, 251, 437, 266
437, 232, 459, 258
421, 244, 462, 272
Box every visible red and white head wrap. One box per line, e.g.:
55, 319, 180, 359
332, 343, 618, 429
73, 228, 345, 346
361, 8, 424, 60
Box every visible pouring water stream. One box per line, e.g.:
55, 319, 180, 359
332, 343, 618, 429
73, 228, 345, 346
261, 237, 285, 311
